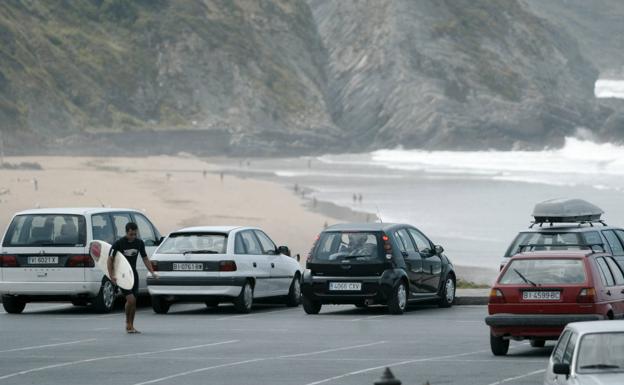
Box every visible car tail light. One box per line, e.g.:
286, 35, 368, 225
0, 255, 18, 267
577, 288, 596, 303
382, 233, 393, 259
489, 288, 505, 304
151, 261, 159, 271
66, 255, 94, 268
306, 234, 320, 263
219, 260, 237, 272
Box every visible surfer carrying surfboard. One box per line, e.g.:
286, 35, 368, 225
108, 222, 158, 334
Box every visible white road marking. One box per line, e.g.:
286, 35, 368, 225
132, 341, 388, 385
485, 369, 546, 385
349, 315, 386, 322
301, 348, 491, 385
0, 340, 238, 381
0, 339, 97, 354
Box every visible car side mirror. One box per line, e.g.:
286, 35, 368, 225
420, 248, 433, 258
154, 236, 165, 246
278, 245, 291, 257
553, 363, 570, 377
434, 245, 444, 255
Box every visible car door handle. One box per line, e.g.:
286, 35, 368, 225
621, 289, 624, 294
253, 262, 257, 268
271, 263, 275, 268
401, 251, 408, 257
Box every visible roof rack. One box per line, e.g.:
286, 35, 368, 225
517, 243, 605, 253
529, 198, 606, 228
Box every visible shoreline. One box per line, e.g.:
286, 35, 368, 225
0, 155, 497, 285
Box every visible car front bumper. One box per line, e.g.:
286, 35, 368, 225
146, 276, 245, 297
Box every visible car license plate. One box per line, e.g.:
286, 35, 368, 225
173, 263, 204, 271
523, 291, 560, 301
329, 282, 362, 291
28, 256, 58, 265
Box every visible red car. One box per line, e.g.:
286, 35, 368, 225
485, 250, 624, 356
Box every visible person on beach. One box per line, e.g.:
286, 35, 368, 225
108, 222, 158, 334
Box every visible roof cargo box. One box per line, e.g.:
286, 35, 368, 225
532, 198, 604, 223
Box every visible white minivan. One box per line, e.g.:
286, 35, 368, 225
0, 208, 162, 313
147, 226, 302, 314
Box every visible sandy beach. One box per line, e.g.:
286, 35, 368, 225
0, 156, 497, 284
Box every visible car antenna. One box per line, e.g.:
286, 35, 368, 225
375, 205, 383, 223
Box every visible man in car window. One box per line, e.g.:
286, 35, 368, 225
344, 234, 374, 256
108, 222, 158, 334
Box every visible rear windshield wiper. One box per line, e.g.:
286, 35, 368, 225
514, 269, 537, 287
580, 364, 621, 369
182, 250, 220, 255
341, 255, 371, 260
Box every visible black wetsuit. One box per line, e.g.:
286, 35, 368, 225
110, 237, 147, 296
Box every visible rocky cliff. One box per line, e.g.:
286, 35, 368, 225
308, 0, 600, 150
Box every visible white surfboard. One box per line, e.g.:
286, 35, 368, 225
89, 240, 135, 290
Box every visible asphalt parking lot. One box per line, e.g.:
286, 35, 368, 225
0, 302, 551, 385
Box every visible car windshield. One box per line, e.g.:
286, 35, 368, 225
499, 259, 586, 285
3, 214, 86, 247
158, 233, 227, 254
312, 231, 381, 262
507, 232, 600, 256
577, 332, 624, 374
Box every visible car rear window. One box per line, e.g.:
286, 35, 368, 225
577, 332, 624, 374
506, 232, 600, 257
158, 233, 227, 254
3, 214, 86, 247
499, 259, 587, 285
312, 231, 381, 263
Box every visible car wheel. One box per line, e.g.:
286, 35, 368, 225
205, 300, 220, 308
91, 278, 115, 313
490, 333, 510, 356
530, 339, 545, 348
152, 296, 170, 314
388, 281, 408, 315
438, 276, 455, 308
285, 276, 301, 307
233, 281, 253, 314
302, 296, 322, 314
2, 295, 26, 314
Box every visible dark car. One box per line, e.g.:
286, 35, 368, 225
501, 199, 624, 271
301, 223, 456, 315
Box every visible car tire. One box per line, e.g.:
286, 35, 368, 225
152, 296, 170, 314
91, 278, 116, 314
438, 275, 455, 308
302, 296, 322, 314
204, 300, 220, 308
2, 295, 26, 314
490, 333, 510, 356
530, 339, 545, 348
285, 276, 301, 307
388, 281, 408, 315
233, 281, 253, 314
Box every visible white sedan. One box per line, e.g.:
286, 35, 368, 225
147, 226, 302, 314
544, 320, 624, 385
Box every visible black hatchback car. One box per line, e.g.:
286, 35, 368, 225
301, 223, 456, 315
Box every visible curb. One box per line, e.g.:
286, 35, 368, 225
455, 296, 488, 305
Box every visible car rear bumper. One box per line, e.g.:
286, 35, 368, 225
301, 275, 394, 304
0, 281, 101, 296
485, 313, 605, 327
146, 276, 245, 297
